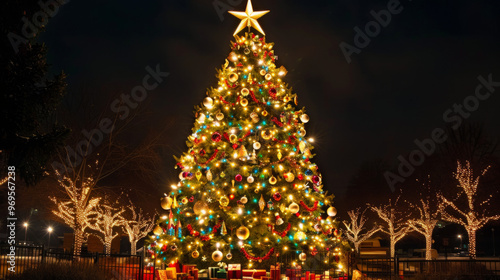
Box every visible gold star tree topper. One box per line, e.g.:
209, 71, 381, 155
229, 0, 269, 36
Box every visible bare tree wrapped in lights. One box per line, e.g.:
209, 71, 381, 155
121, 201, 156, 255
88, 203, 126, 254
49, 171, 101, 256
438, 161, 500, 259
370, 197, 412, 258
343, 207, 380, 253
407, 197, 441, 260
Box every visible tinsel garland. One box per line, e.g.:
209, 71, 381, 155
272, 223, 291, 237
195, 149, 219, 166
240, 247, 274, 261
299, 200, 319, 212
270, 116, 283, 127
272, 135, 296, 144
224, 79, 238, 88
249, 90, 262, 104
186, 224, 211, 241
220, 95, 240, 106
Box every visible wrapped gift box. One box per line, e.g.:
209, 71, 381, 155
242, 269, 267, 280
209, 267, 219, 279
184, 265, 197, 274
217, 268, 227, 279
270, 266, 280, 280
285, 269, 301, 280
198, 269, 209, 280
228, 264, 242, 280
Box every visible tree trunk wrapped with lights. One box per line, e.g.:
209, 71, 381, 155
343, 208, 380, 253
439, 161, 500, 259
50, 172, 101, 256
147, 0, 347, 269
371, 197, 412, 258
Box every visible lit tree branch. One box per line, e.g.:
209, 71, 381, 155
370, 197, 412, 258
49, 170, 101, 256
438, 161, 500, 259
120, 201, 156, 255
343, 207, 381, 253
88, 203, 125, 255
408, 198, 441, 260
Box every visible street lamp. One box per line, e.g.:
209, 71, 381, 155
23, 222, 28, 245
47, 226, 53, 248
458, 234, 463, 250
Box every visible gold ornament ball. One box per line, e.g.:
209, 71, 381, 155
261, 130, 272, 140
236, 225, 250, 240
298, 128, 306, 137
216, 112, 224, 121
241, 88, 250, 96
226, 253, 233, 260
229, 73, 239, 83
240, 98, 248, 107
230, 134, 238, 143
260, 69, 267, 76
203, 97, 214, 109
161, 196, 173, 210
197, 113, 206, 124
285, 172, 295, 182
153, 225, 163, 236
299, 253, 307, 261
289, 202, 300, 214
219, 196, 230, 207
240, 196, 248, 204
327, 206, 337, 217
192, 250, 200, 258
269, 176, 277, 185
212, 250, 223, 262
247, 176, 254, 184
262, 110, 269, 117
253, 142, 261, 150
300, 114, 310, 123
265, 74, 272, 80
193, 201, 209, 215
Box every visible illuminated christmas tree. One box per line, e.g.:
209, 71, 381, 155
148, 0, 345, 268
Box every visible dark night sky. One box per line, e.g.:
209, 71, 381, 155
39, 0, 500, 209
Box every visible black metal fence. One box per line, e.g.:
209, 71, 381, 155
397, 258, 500, 279
0, 245, 144, 280
350, 255, 500, 279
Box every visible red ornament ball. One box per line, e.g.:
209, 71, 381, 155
211, 132, 222, 142
297, 174, 304, 180
312, 175, 320, 184
273, 192, 282, 201
189, 196, 194, 202
235, 174, 243, 182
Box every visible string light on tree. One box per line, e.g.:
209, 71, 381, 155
407, 180, 442, 261
343, 207, 381, 253
49, 170, 101, 256
438, 161, 500, 259
370, 196, 412, 258
121, 199, 156, 255
146, 0, 347, 268
88, 202, 126, 254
